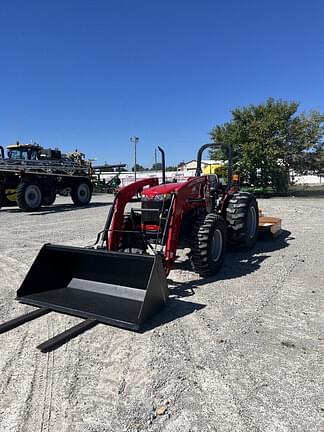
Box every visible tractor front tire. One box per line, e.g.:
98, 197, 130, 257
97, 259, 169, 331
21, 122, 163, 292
226, 192, 259, 250
71, 181, 92, 206
191, 213, 227, 277
16, 182, 43, 211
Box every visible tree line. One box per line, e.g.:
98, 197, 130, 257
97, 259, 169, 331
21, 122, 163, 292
114, 98, 323, 193
210, 98, 324, 193
131, 163, 178, 172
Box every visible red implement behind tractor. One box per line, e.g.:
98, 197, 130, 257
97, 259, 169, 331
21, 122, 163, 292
0, 143, 281, 352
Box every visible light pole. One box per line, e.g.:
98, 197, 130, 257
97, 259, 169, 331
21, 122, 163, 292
130, 136, 139, 181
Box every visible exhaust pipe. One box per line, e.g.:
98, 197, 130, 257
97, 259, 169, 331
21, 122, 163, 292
158, 146, 166, 184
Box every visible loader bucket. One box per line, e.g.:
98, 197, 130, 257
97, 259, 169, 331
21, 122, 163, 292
16, 244, 168, 331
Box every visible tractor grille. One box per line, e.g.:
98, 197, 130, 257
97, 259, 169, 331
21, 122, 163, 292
141, 199, 171, 226
141, 201, 163, 225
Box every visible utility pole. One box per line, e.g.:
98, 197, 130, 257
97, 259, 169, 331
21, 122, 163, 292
130, 136, 139, 181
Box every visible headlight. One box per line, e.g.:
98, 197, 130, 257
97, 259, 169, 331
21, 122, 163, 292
141, 193, 172, 201
153, 193, 172, 201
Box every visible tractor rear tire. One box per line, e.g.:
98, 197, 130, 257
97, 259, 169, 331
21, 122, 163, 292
16, 182, 43, 211
191, 212, 227, 277
226, 192, 259, 250
71, 181, 92, 206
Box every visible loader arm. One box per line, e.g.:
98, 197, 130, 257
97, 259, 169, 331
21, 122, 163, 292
107, 177, 159, 250
164, 176, 208, 273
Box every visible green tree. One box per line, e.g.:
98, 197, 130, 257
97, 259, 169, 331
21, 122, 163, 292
166, 165, 178, 171
151, 162, 163, 171
131, 163, 145, 172
292, 146, 324, 176
150, 163, 178, 171
210, 98, 324, 193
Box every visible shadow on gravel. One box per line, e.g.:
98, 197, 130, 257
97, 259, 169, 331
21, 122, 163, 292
1, 202, 112, 215
141, 299, 206, 332
170, 230, 294, 292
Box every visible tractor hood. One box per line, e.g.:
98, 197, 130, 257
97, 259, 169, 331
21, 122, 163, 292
141, 179, 203, 198
142, 182, 183, 198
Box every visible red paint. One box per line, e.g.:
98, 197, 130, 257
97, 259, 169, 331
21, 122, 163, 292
107, 177, 158, 250
106, 175, 231, 274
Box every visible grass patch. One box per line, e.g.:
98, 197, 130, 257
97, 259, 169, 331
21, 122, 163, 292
288, 184, 324, 197
240, 184, 324, 198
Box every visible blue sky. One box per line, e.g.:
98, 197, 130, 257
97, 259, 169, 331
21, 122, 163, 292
0, 0, 323, 167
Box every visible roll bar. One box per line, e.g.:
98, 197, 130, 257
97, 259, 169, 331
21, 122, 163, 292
195, 143, 233, 187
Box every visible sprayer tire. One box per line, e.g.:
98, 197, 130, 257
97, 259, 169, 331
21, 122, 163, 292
71, 181, 92, 206
0, 187, 4, 209
191, 212, 227, 276
42, 190, 56, 206
226, 192, 259, 250
16, 182, 43, 211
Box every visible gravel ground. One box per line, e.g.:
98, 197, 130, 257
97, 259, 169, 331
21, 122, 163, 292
0, 195, 323, 432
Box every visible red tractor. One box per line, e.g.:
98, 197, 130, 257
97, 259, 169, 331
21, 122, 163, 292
104, 143, 259, 276
0, 144, 274, 352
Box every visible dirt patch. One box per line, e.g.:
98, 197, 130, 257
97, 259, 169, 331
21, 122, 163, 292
0, 196, 323, 432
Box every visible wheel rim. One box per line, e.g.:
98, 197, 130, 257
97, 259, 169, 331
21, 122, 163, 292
25, 185, 42, 208
77, 184, 90, 203
247, 206, 257, 238
211, 229, 223, 262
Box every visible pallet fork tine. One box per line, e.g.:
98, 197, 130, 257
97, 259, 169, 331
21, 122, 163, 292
37, 318, 98, 352
0, 308, 50, 334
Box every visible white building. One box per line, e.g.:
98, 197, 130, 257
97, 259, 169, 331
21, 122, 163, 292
177, 159, 220, 171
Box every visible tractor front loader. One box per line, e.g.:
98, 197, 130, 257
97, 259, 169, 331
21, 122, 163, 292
0, 143, 281, 352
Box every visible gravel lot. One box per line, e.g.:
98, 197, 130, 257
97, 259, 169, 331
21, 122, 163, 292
0, 195, 323, 432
